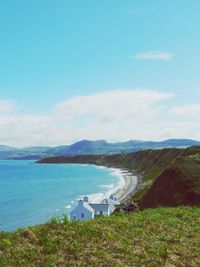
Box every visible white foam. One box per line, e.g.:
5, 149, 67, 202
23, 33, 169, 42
96, 166, 106, 170
99, 184, 114, 189
87, 168, 126, 203
110, 168, 126, 190
65, 204, 71, 209
87, 192, 104, 202
68, 167, 129, 208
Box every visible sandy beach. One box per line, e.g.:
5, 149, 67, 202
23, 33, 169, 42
112, 169, 140, 203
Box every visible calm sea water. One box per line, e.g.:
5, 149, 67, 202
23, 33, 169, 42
0, 160, 122, 231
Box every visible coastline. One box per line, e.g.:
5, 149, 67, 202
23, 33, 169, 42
111, 168, 143, 206
111, 169, 137, 202
92, 165, 143, 206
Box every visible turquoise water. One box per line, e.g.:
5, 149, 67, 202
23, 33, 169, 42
0, 160, 121, 231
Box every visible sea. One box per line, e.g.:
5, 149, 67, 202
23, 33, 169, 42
0, 160, 124, 231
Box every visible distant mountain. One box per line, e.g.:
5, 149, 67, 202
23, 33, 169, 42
0, 145, 17, 151
0, 139, 200, 159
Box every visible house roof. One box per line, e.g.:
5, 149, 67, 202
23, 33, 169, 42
108, 203, 116, 213
89, 203, 109, 212
84, 202, 95, 213
70, 202, 94, 215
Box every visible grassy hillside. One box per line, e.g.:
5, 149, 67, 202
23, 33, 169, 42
38, 147, 200, 207
0, 207, 200, 266
140, 146, 200, 208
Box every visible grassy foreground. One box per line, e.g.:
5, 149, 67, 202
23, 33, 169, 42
0, 207, 200, 267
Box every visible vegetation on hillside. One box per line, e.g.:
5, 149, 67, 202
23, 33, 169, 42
141, 146, 200, 208
0, 207, 200, 267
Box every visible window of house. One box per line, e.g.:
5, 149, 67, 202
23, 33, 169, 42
100, 211, 103, 215
81, 213, 84, 218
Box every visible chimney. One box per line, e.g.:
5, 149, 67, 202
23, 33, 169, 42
109, 194, 114, 200
101, 198, 108, 204
83, 196, 89, 202
78, 199, 83, 206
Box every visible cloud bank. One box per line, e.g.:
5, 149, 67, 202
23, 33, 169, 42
135, 51, 173, 60
0, 89, 199, 147
0, 100, 16, 114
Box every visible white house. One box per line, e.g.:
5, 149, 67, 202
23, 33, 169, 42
69, 198, 94, 221
69, 195, 118, 221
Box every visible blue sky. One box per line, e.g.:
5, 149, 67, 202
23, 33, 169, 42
0, 1, 200, 146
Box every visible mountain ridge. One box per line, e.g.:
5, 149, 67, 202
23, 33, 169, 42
0, 138, 200, 159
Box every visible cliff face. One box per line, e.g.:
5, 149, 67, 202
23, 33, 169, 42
37, 146, 200, 208
141, 147, 200, 208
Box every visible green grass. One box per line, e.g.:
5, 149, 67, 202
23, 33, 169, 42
0, 207, 200, 266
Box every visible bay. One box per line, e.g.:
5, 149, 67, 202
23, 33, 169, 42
0, 160, 122, 231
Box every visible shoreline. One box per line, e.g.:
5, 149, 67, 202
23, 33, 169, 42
92, 164, 143, 206
112, 168, 143, 206
68, 164, 142, 206
111, 169, 138, 202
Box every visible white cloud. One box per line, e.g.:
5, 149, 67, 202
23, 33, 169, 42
135, 51, 173, 60
1, 89, 200, 147
0, 100, 16, 113
170, 103, 200, 120
54, 89, 172, 120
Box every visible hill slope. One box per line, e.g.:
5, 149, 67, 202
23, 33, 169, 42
141, 146, 200, 208
0, 207, 200, 266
